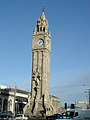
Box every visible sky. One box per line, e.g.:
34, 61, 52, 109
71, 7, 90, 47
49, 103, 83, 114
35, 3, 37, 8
0, 0, 90, 106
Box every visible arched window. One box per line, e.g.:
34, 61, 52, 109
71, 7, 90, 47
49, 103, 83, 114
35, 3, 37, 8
37, 25, 39, 32
3, 99, 8, 111
40, 27, 42, 31
43, 27, 45, 32
0, 98, 2, 112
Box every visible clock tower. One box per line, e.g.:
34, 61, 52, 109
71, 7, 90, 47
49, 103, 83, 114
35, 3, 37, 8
30, 8, 51, 116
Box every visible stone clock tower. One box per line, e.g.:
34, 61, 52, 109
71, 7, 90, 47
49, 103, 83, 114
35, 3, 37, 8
30, 9, 51, 117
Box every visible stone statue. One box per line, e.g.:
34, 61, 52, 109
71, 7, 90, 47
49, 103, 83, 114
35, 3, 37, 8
31, 68, 41, 113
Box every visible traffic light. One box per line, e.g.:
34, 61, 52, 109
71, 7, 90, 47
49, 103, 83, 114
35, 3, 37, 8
65, 103, 67, 109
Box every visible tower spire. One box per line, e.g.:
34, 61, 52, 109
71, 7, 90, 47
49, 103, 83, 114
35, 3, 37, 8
35, 8, 49, 33
42, 6, 44, 14
40, 7, 46, 20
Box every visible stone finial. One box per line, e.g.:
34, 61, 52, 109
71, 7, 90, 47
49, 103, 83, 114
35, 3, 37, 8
40, 7, 46, 20
42, 7, 44, 14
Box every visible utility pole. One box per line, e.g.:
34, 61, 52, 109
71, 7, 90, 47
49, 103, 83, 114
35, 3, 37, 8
14, 83, 16, 117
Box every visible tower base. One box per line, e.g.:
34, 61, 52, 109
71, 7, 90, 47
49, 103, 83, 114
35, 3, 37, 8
24, 97, 46, 118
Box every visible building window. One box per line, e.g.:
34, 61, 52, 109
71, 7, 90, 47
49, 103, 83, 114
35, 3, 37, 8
3, 99, 8, 111
37, 25, 39, 32
43, 27, 45, 32
47, 108, 50, 111
40, 27, 42, 31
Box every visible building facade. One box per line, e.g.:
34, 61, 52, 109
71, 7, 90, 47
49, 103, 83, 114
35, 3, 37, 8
0, 85, 29, 115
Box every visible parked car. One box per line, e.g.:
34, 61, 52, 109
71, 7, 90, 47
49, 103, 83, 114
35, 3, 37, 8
0, 111, 15, 120
16, 114, 28, 120
46, 114, 72, 120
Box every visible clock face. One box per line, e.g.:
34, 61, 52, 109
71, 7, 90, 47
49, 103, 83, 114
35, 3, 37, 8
37, 39, 44, 46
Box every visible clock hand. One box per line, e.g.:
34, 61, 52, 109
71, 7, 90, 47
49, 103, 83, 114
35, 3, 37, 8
39, 41, 42, 44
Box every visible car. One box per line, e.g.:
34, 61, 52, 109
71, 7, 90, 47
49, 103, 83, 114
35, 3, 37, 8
15, 114, 28, 120
0, 111, 15, 120
46, 114, 72, 120
46, 114, 62, 120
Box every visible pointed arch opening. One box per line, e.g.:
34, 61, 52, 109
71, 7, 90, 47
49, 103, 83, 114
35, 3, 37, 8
3, 99, 8, 111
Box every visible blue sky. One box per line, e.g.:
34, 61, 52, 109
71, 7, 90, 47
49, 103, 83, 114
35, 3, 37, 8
0, 0, 90, 106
